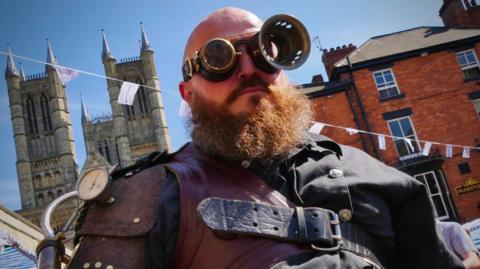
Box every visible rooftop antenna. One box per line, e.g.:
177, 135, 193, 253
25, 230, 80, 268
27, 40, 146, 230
312, 36, 323, 51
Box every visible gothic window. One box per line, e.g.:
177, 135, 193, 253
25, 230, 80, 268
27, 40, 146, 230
45, 173, 53, 186
26, 96, 39, 135
98, 141, 104, 156
34, 175, 43, 188
104, 141, 111, 163
36, 193, 44, 206
54, 171, 61, 185
40, 95, 53, 132
125, 104, 135, 118
47, 191, 54, 202
98, 140, 112, 163
57, 189, 64, 197
136, 78, 148, 115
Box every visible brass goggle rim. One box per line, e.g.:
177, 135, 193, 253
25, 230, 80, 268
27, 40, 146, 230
183, 37, 244, 81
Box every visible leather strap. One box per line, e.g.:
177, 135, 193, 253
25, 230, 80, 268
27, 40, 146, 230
197, 197, 338, 245
197, 197, 388, 266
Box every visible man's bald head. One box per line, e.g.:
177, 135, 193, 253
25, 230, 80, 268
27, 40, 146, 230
183, 7, 263, 62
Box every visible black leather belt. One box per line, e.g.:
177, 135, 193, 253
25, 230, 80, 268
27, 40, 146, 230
197, 197, 387, 266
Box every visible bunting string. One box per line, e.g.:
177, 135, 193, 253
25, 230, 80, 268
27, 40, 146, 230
2, 51, 479, 155
309, 121, 479, 159
0, 50, 178, 94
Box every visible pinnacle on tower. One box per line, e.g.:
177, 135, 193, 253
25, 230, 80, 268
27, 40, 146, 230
5, 45, 19, 77
102, 29, 114, 59
81, 95, 90, 122
140, 22, 152, 51
46, 39, 57, 65
19, 62, 26, 80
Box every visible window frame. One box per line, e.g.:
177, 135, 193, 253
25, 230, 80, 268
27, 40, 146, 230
472, 98, 480, 119
456, 49, 480, 80
386, 116, 422, 159
414, 171, 450, 220
372, 68, 401, 99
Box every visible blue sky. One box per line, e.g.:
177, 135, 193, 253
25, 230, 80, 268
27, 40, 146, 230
0, 0, 444, 210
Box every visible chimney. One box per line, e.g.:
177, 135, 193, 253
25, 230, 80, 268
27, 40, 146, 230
439, 0, 480, 27
322, 43, 356, 80
311, 74, 324, 83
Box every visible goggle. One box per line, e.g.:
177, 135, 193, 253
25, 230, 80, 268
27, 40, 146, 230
181, 14, 311, 82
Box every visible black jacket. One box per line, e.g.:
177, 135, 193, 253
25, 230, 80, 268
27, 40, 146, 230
148, 135, 464, 269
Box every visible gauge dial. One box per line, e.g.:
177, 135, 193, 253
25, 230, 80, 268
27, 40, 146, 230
76, 168, 110, 201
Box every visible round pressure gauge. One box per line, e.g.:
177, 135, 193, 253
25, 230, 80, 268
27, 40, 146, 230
76, 168, 111, 202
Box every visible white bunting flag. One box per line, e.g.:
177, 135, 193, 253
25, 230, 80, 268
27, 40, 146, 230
118, 82, 140, 105
309, 123, 325, 135
346, 128, 359, 135
446, 144, 453, 158
179, 99, 192, 117
462, 147, 470, 158
422, 142, 432, 156
55, 66, 79, 85
378, 134, 386, 150
404, 138, 414, 151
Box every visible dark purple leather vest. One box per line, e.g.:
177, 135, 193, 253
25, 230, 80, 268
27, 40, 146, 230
164, 144, 309, 269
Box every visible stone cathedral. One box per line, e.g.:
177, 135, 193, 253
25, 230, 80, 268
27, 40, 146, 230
4, 25, 171, 228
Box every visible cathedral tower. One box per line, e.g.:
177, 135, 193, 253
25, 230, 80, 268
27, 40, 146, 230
4, 42, 78, 226
81, 25, 171, 173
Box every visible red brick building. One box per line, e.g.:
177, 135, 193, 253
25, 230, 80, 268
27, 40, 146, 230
302, 0, 480, 222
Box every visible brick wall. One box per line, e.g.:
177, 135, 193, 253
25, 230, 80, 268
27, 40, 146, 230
348, 43, 480, 221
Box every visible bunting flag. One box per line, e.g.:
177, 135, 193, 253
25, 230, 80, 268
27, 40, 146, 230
55, 65, 79, 85
309, 123, 325, 134
378, 134, 386, 150
462, 147, 470, 158
118, 82, 140, 105
422, 142, 432, 156
179, 99, 192, 117
446, 144, 453, 158
404, 138, 414, 151
346, 128, 359, 135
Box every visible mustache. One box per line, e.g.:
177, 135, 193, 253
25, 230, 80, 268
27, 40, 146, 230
226, 77, 270, 105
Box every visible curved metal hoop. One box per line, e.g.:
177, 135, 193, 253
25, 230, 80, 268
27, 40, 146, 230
40, 191, 79, 238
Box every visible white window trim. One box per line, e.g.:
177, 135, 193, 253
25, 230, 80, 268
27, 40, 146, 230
414, 171, 450, 220
387, 116, 422, 158
456, 49, 480, 72
472, 98, 480, 119
372, 68, 401, 98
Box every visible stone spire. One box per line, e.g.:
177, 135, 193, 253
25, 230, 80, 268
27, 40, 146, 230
46, 39, 57, 65
81, 95, 90, 122
5, 45, 19, 77
140, 22, 152, 51
19, 62, 26, 80
101, 29, 114, 59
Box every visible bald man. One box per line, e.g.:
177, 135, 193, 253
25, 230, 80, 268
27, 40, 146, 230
69, 7, 463, 269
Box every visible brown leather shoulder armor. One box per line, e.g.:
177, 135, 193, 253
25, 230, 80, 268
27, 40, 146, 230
68, 164, 166, 269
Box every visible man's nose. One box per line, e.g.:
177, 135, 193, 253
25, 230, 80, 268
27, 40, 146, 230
235, 50, 259, 78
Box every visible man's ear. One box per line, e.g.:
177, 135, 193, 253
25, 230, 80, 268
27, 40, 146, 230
179, 81, 193, 104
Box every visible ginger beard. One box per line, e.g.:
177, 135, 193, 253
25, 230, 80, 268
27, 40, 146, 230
188, 80, 313, 162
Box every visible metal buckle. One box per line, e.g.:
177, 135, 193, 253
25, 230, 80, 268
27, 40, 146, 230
310, 209, 343, 252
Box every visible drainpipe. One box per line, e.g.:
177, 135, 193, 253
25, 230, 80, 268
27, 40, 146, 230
346, 57, 380, 160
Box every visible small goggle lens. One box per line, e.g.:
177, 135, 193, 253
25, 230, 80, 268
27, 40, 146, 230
202, 39, 235, 71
